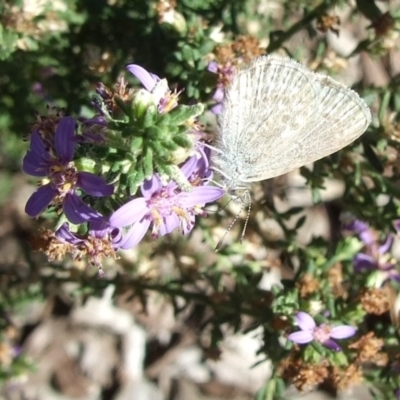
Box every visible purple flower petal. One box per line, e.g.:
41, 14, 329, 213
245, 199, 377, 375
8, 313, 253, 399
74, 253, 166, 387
127, 64, 159, 92
379, 261, 396, 272
353, 253, 377, 271
196, 145, 210, 172
343, 219, 369, 234
77, 172, 114, 196
295, 312, 316, 331
25, 184, 57, 217
22, 132, 51, 176
179, 186, 225, 207
179, 155, 198, 179
388, 270, 400, 282
212, 87, 224, 102
359, 230, 375, 246
159, 213, 180, 236
141, 175, 162, 198
287, 331, 314, 344
109, 227, 123, 244
55, 223, 83, 245
343, 220, 375, 245
207, 62, 219, 73
181, 213, 195, 235
88, 219, 110, 238
22, 152, 48, 177
62, 193, 102, 224
211, 103, 223, 115
55, 117, 75, 163
109, 198, 148, 227
29, 131, 50, 159
379, 235, 393, 255
118, 218, 151, 249
323, 339, 341, 351
330, 325, 357, 339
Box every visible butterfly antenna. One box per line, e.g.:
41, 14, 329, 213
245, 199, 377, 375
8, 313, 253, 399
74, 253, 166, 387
215, 202, 243, 252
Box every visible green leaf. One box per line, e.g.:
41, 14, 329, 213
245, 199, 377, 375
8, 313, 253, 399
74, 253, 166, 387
295, 215, 307, 230
143, 147, 154, 179
130, 136, 144, 153
363, 142, 384, 173
172, 134, 192, 148
128, 164, 144, 195
168, 104, 204, 125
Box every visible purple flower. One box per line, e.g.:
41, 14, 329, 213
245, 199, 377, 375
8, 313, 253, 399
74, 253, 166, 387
288, 312, 356, 352
343, 219, 375, 245
343, 219, 400, 285
127, 64, 160, 92
23, 117, 114, 224
353, 235, 400, 285
207, 61, 219, 74
55, 219, 142, 276
127, 64, 180, 113
109, 153, 224, 246
395, 388, 400, 399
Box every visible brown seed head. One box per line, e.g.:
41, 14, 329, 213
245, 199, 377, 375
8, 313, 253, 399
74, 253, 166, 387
360, 288, 391, 315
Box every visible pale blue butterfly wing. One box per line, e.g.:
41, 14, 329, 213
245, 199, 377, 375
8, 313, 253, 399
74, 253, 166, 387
212, 56, 371, 193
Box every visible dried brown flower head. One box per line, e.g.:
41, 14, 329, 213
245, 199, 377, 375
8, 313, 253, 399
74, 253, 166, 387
328, 263, 347, 298
29, 106, 66, 149
278, 352, 329, 392
30, 229, 71, 262
360, 288, 391, 315
316, 14, 341, 35
328, 364, 363, 392
211, 36, 264, 88
231, 36, 264, 63
155, 0, 177, 20
155, 0, 186, 32
31, 228, 117, 276
215, 35, 264, 66
292, 361, 330, 392
156, 0, 176, 17
349, 332, 388, 366
296, 273, 320, 298
96, 77, 135, 117
382, 120, 400, 144
270, 315, 291, 331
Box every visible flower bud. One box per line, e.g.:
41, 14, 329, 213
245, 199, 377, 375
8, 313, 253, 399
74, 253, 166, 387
132, 88, 156, 120
160, 9, 187, 35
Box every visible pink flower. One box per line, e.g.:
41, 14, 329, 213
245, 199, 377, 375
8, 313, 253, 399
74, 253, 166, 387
288, 312, 356, 351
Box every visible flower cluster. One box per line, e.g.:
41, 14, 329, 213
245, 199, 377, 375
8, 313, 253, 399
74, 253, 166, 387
23, 64, 225, 274
344, 219, 400, 286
